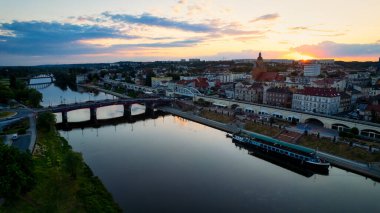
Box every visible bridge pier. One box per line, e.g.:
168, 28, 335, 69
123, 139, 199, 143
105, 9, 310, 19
123, 104, 132, 118
90, 107, 97, 122
145, 103, 155, 116
62, 111, 68, 123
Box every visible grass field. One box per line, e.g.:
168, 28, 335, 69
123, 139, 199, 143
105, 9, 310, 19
0, 111, 16, 119
199, 110, 234, 124
0, 78, 10, 87
244, 121, 282, 137
0, 118, 29, 135
298, 135, 380, 163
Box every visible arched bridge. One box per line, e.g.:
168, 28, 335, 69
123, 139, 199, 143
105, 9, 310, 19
27, 74, 55, 85
195, 95, 380, 140
36, 98, 172, 123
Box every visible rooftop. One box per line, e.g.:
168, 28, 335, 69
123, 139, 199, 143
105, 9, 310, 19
295, 87, 340, 97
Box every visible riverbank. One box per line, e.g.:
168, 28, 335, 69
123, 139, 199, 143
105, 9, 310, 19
79, 84, 130, 99
159, 106, 380, 181
0, 113, 121, 212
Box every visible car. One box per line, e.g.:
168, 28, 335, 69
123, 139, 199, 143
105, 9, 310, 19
11, 133, 18, 140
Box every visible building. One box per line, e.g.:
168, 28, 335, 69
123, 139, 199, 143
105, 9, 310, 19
292, 87, 340, 115
316, 59, 335, 65
339, 92, 352, 112
252, 52, 267, 80
151, 77, 173, 88
265, 87, 293, 108
234, 82, 263, 103
347, 72, 371, 87
311, 78, 347, 92
303, 63, 321, 77
251, 53, 284, 83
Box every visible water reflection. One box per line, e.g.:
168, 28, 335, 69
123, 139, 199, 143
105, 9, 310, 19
60, 115, 380, 213
36, 82, 380, 213
34, 78, 116, 107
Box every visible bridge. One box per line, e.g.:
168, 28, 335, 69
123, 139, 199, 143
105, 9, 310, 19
37, 98, 171, 123
28, 82, 53, 89
194, 95, 380, 140
27, 74, 55, 87
170, 85, 202, 97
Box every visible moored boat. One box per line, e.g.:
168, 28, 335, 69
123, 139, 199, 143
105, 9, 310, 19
231, 131, 330, 171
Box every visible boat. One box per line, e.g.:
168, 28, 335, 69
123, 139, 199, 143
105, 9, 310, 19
230, 131, 330, 171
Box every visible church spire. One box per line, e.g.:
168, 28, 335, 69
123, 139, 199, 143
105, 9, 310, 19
258, 52, 263, 60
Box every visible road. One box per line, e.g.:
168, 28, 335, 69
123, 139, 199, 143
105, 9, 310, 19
0, 108, 32, 131
0, 108, 37, 152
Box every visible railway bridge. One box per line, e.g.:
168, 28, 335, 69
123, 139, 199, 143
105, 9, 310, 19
194, 95, 380, 140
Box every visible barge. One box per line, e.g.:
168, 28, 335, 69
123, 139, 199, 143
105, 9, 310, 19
228, 131, 330, 171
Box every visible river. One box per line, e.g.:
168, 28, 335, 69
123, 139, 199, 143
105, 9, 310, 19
35, 79, 380, 213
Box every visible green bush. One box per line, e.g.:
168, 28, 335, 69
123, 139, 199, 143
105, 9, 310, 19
0, 144, 35, 199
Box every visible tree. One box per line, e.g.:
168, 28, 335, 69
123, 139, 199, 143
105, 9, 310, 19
9, 75, 16, 89
27, 88, 42, 108
350, 127, 359, 136
63, 151, 82, 179
37, 112, 56, 132
145, 71, 156, 87
0, 144, 35, 199
269, 117, 275, 126
0, 84, 14, 103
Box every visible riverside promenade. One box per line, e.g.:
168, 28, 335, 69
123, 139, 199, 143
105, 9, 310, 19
159, 106, 380, 181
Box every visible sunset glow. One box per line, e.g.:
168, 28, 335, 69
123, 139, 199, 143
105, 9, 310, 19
284, 52, 315, 60
0, 0, 379, 65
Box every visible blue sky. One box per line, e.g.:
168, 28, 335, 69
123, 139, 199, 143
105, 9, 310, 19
0, 0, 379, 65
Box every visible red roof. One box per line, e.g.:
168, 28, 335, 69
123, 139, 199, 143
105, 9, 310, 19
295, 87, 340, 97
256, 72, 279, 81
366, 104, 380, 112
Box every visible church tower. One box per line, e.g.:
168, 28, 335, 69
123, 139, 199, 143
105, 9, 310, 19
252, 52, 267, 80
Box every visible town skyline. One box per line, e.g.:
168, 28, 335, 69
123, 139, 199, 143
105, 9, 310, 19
1, 0, 380, 65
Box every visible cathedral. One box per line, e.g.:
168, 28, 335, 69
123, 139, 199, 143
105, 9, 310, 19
252, 52, 267, 80
251, 52, 283, 82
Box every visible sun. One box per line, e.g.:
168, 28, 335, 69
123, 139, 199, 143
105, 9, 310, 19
284, 52, 315, 60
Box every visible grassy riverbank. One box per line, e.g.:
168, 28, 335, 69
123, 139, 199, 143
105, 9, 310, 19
194, 107, 379, 163
244, 121, 281, 137
1, 114, 121, 212
298, 135, 380, 163
199, 110, 234, 123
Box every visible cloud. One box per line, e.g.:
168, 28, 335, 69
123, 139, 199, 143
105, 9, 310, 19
250, 13, 279, 22
289, 26, 309, 31
114, 38, 204, 48
0, 21, 136, 55
293, 41, 380, 58
203, 49, 285, 60
103, 12, 215, 33
234, 35, 265, 42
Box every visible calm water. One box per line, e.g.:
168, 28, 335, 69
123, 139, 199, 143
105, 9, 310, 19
30, 77, 116, 107
37, 82, 380, 213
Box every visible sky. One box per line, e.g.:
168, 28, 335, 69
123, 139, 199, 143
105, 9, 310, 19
0, 0, 379, 65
